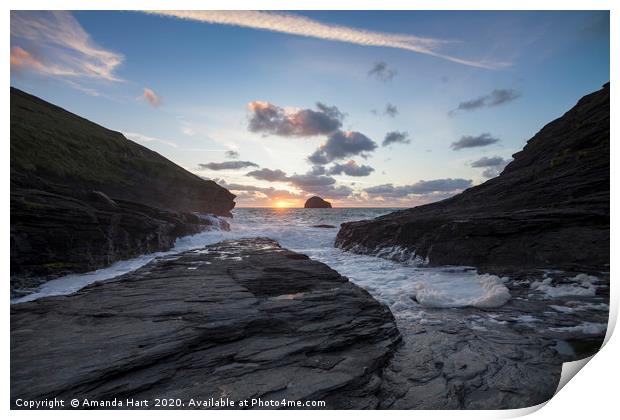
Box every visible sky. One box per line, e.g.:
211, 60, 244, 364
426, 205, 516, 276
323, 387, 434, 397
10, 10, 610, 208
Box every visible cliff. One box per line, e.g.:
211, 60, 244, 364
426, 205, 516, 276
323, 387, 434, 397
336, 83, 609, 272
10, 88, 236, 293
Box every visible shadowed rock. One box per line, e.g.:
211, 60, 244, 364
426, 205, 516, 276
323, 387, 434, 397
336, 84, 609, 273
305, 196, 332, 208
10, 88, 236, 291
11, 238, 400, 409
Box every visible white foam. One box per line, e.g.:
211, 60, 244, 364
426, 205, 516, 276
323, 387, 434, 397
530, 274, 598, 298
12, 208, 514, 312
413, 274, 510, 309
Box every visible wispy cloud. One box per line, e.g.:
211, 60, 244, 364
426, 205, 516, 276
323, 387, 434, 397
451, 133, 500, 150
10, 11, 124, 81
142, 88, 162, 107
124, 132, 178, 148
146, 11, 509, 69
364, 178, 472, 198
450, 89, 521, 115
198, 161, 258, 171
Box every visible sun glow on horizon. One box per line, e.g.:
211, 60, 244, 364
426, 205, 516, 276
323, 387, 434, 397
273, 199, 299, 208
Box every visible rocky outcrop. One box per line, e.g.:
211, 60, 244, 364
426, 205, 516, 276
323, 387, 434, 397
11, 238, 400, 409
10, 88, 236, 292
10, 189, 228, 297
305, 196, 332, 208
336, 84, 609, 272
10, 87, 235, 216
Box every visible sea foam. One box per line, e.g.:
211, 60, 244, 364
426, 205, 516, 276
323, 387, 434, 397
13, 208, 513, 312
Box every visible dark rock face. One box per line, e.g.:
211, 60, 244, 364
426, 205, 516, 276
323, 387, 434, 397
10, 189, 228, 297
10, 88, 236, 291
11, 238, 400, 409
336, 84, 609, 272
305, 196, 332, 208
11, 87, 235, 216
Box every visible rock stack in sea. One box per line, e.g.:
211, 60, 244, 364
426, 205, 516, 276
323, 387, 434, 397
305, 196, 332, 208
336, 83, 610, 273
10, 88, 236, 295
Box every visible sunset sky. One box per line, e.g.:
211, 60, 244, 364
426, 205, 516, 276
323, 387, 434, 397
10, 10, 610, 207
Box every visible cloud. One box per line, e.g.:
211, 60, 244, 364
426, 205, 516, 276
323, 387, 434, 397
288, 173, 336, 188
308, 131, 378, 164
216, 179, 302, 200
481, 167, 504, 179
451, 133, 500, 150
364, 178, 472, 198
123, 132, 178, 148
368, 61, 397, 81
246, 168, 289, 182
328, 160, 374, 177
225, 150, 240, 159
308, 165, 326, 176
198, 161, 259, 171
146, 11, 509, 69
470, 156, 508, 168
247, 101, 344, 137
382, 131, 410, 147
308, 184, 354, 199
10, 11, 123, 81
384, 103, 399, 117
242, 167, 354, 200
470, 155, 511, 179
450, 89, 520, 115
372, 103, 399, 117
142, 88, 162, 107
10, 46, 46, 72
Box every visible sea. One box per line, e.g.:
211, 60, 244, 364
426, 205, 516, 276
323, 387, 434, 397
12, 208, 513, 321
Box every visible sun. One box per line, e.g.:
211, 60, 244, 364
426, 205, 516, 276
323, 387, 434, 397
273, 200, 292, 208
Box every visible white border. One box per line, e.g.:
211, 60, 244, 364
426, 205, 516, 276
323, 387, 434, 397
3, 1, 616, 419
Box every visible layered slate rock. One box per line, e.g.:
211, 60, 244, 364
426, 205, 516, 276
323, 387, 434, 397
11, 238, 400, 409
336, 84, 610, 272
10, 88, 236, 291
305, 196, 332, 208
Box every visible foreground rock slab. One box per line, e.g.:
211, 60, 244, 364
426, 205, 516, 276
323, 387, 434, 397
11, 238, 400, 409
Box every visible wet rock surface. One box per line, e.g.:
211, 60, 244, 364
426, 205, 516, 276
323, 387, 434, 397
371, 270, 608, 409
11, 238, 400, 409
336, 84, 609, 273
